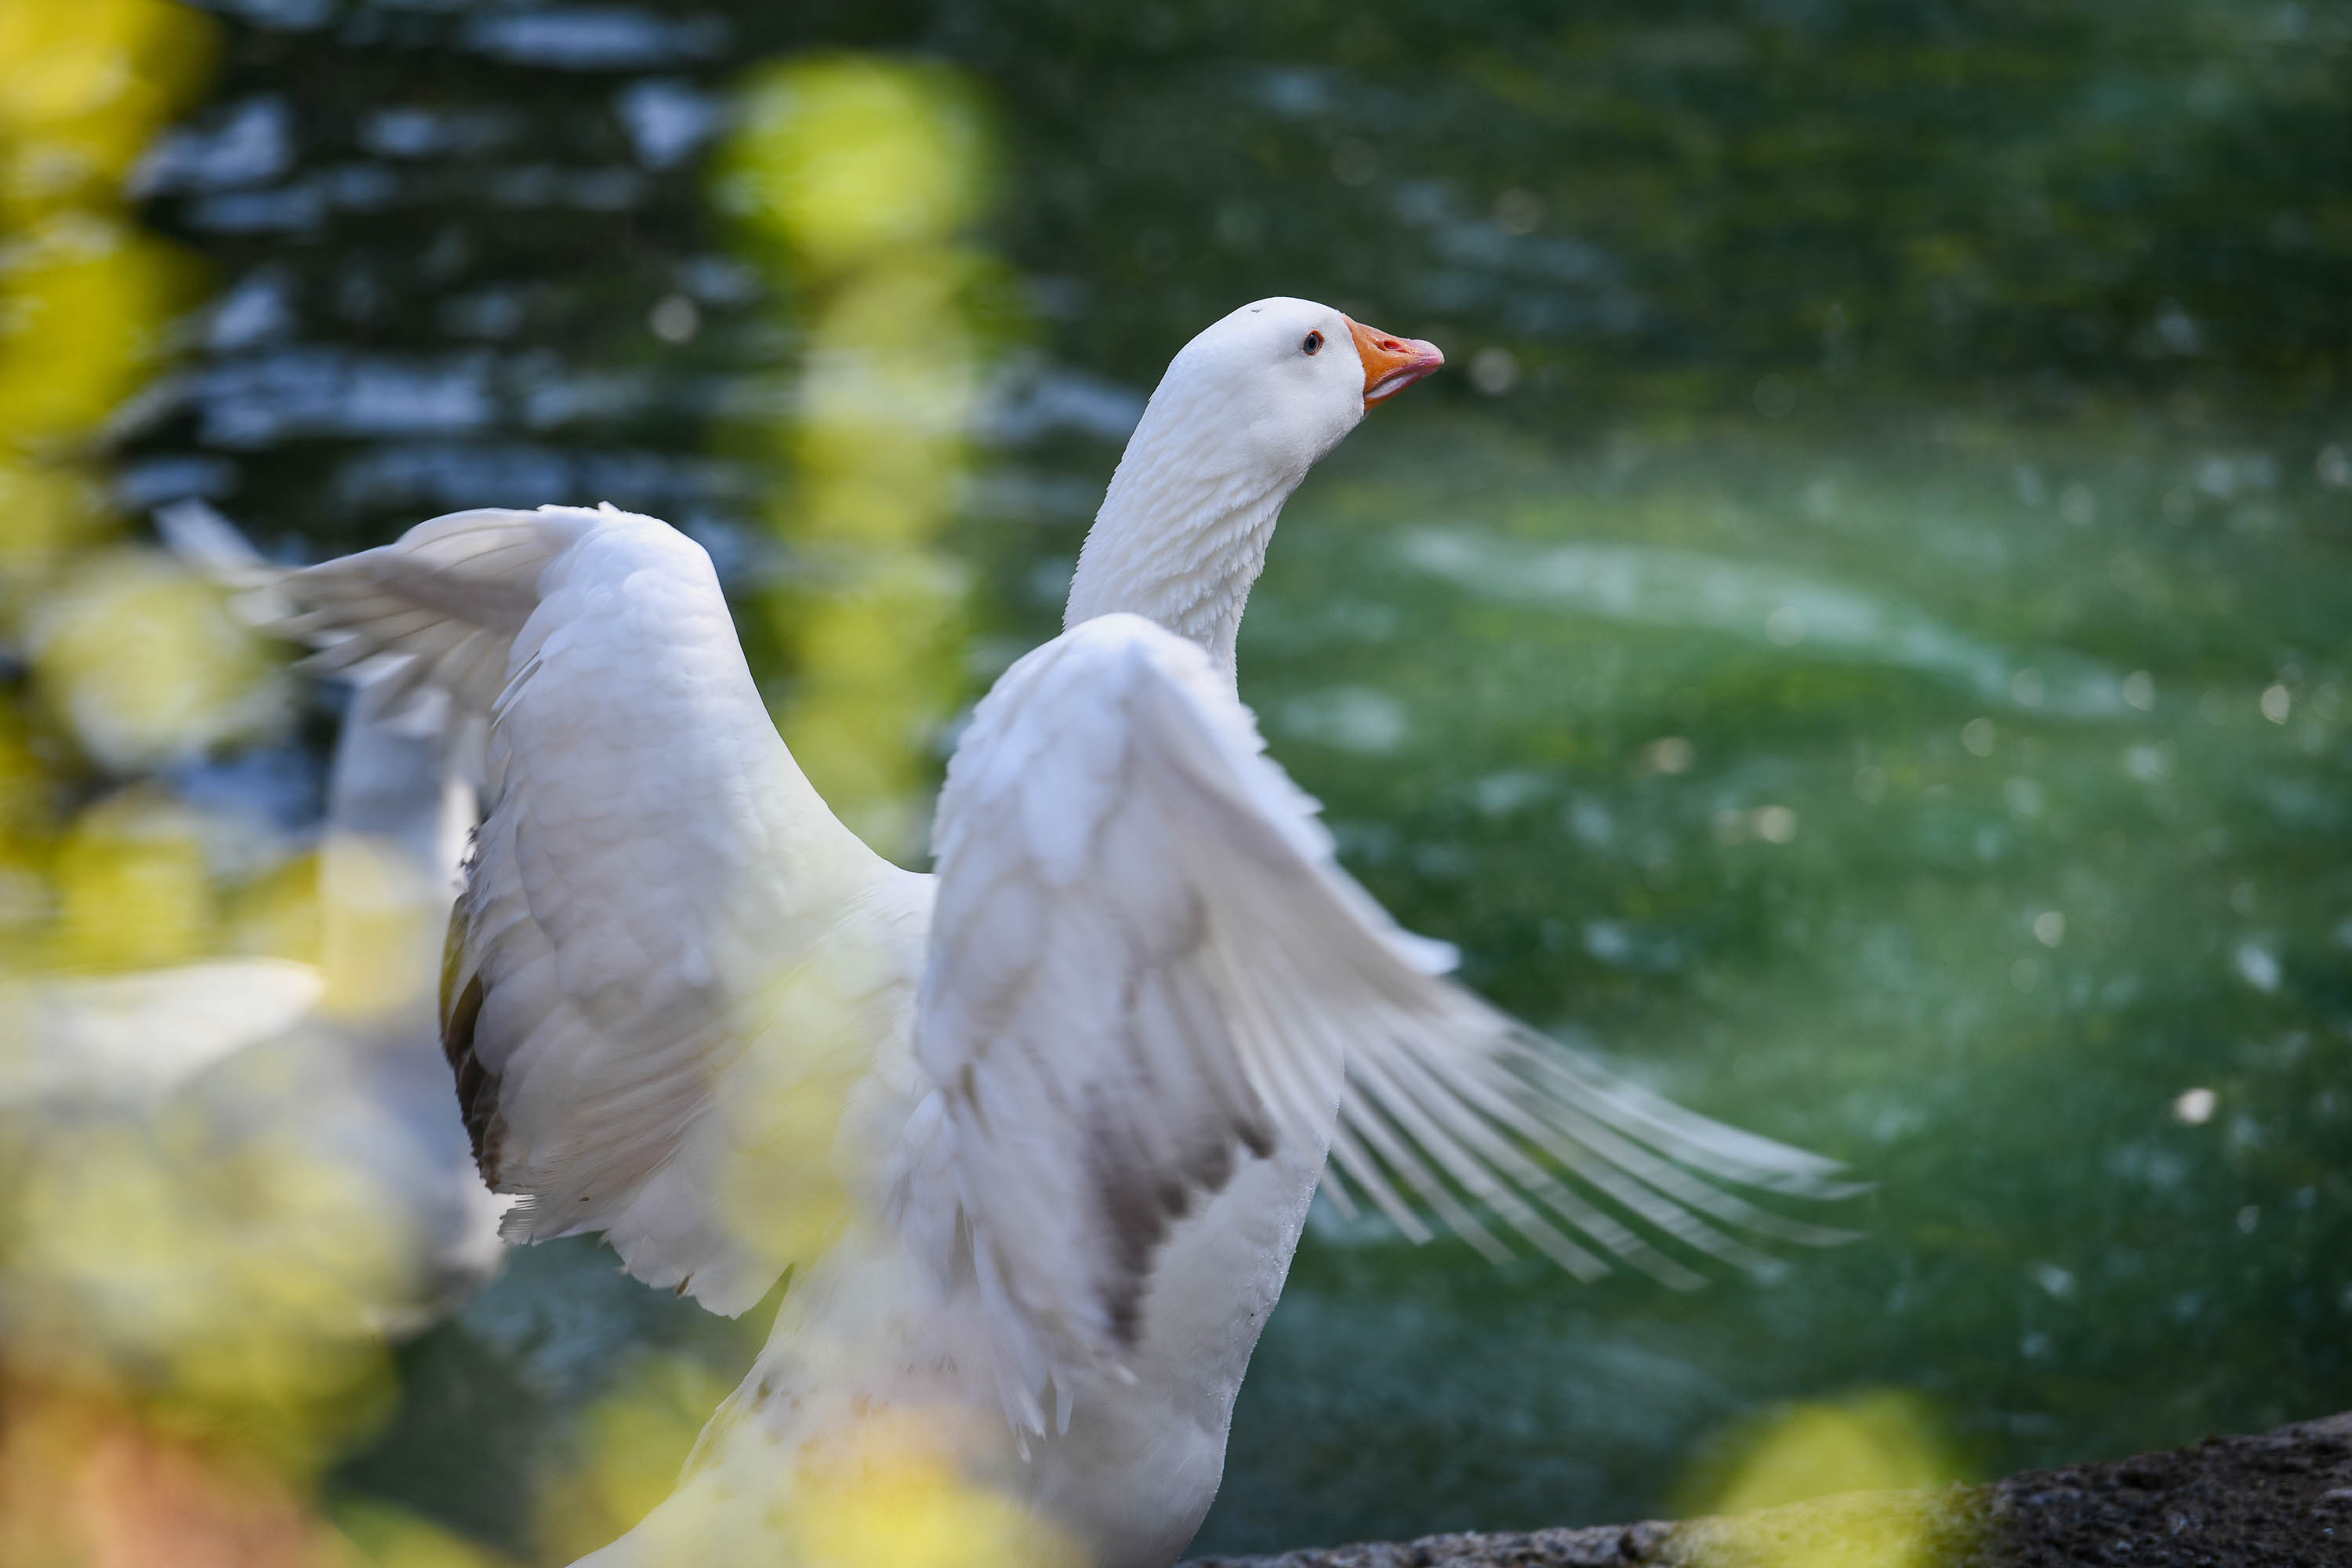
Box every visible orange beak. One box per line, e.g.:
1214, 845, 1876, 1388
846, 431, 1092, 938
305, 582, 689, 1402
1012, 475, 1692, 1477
1347, 318, 1446, 406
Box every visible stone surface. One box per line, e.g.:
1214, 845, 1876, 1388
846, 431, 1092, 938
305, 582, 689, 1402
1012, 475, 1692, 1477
1185, 1410, 2352, 1567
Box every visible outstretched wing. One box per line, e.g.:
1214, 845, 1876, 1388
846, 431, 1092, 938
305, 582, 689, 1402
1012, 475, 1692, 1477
263, 504, 929, 1315
915, 613, 1851, 1432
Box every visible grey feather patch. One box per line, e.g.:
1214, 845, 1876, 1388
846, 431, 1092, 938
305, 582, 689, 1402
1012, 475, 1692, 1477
1085, 1103, 1266, 1348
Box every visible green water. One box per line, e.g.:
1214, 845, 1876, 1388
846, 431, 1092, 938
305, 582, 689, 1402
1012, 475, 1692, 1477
1207, 410, 2352, 1544
131, 0, 2352, 1555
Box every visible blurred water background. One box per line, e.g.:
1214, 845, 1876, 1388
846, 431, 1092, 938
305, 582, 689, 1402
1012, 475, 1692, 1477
0, 1, 2348, 1563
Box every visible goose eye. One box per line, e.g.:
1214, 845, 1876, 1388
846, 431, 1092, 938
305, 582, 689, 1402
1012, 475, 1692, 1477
1301, 331, 1323, 355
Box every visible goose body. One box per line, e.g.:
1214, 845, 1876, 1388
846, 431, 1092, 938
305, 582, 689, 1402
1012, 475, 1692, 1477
257, 299, 1849, 1565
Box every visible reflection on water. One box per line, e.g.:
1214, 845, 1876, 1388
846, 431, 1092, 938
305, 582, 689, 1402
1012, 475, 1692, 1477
0, 0, 2344, 1562
1397, 529, 2128, 720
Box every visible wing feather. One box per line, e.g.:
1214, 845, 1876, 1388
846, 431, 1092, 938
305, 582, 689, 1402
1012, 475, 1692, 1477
914, 614, 1853, 1432
257, 504, 929, 1315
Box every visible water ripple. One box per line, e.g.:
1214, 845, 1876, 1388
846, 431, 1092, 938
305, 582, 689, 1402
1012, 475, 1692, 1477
1399, 527, 2125, 718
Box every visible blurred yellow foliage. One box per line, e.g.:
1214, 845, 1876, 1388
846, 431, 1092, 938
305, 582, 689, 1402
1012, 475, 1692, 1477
0, 1380, 342, 1568
314, 831, 443, 1021
728, 56, 989, 274
782, 1409, 1083, 1568
0, 699, 49, 963
0, 13, 405, 1559
0, 0, 215, 597
0, 0, 215, 207
1708, 1389, 1958, 1512
718, 1080, 855, 1271
0, 454, 109, 591
3, 1102, 412, 1450
766, 547, 971, 855
724, 56, 996, 858
534, 1353, 738, 1563
0, 221, 200, 446
237, 847, 328, 968
48, 788, 214, 970
336, 1498, 517, 1568
794, 253, 987, 532
1684, 1389, 1967, 1568
33, 546, 289, 774
550, 1389, 1083, 1568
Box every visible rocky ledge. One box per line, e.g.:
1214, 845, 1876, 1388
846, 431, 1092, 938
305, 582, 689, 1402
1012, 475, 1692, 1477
1186, 1410, 2350, 1568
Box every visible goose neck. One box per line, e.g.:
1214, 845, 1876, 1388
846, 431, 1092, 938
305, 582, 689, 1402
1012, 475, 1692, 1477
1063, 466, 1294, 688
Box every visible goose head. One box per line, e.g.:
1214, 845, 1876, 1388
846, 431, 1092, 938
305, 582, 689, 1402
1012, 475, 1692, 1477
1064, 296, 1443, 684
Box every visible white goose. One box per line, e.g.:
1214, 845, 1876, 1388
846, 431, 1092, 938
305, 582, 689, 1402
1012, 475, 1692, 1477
258, 298, 1848, 1566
